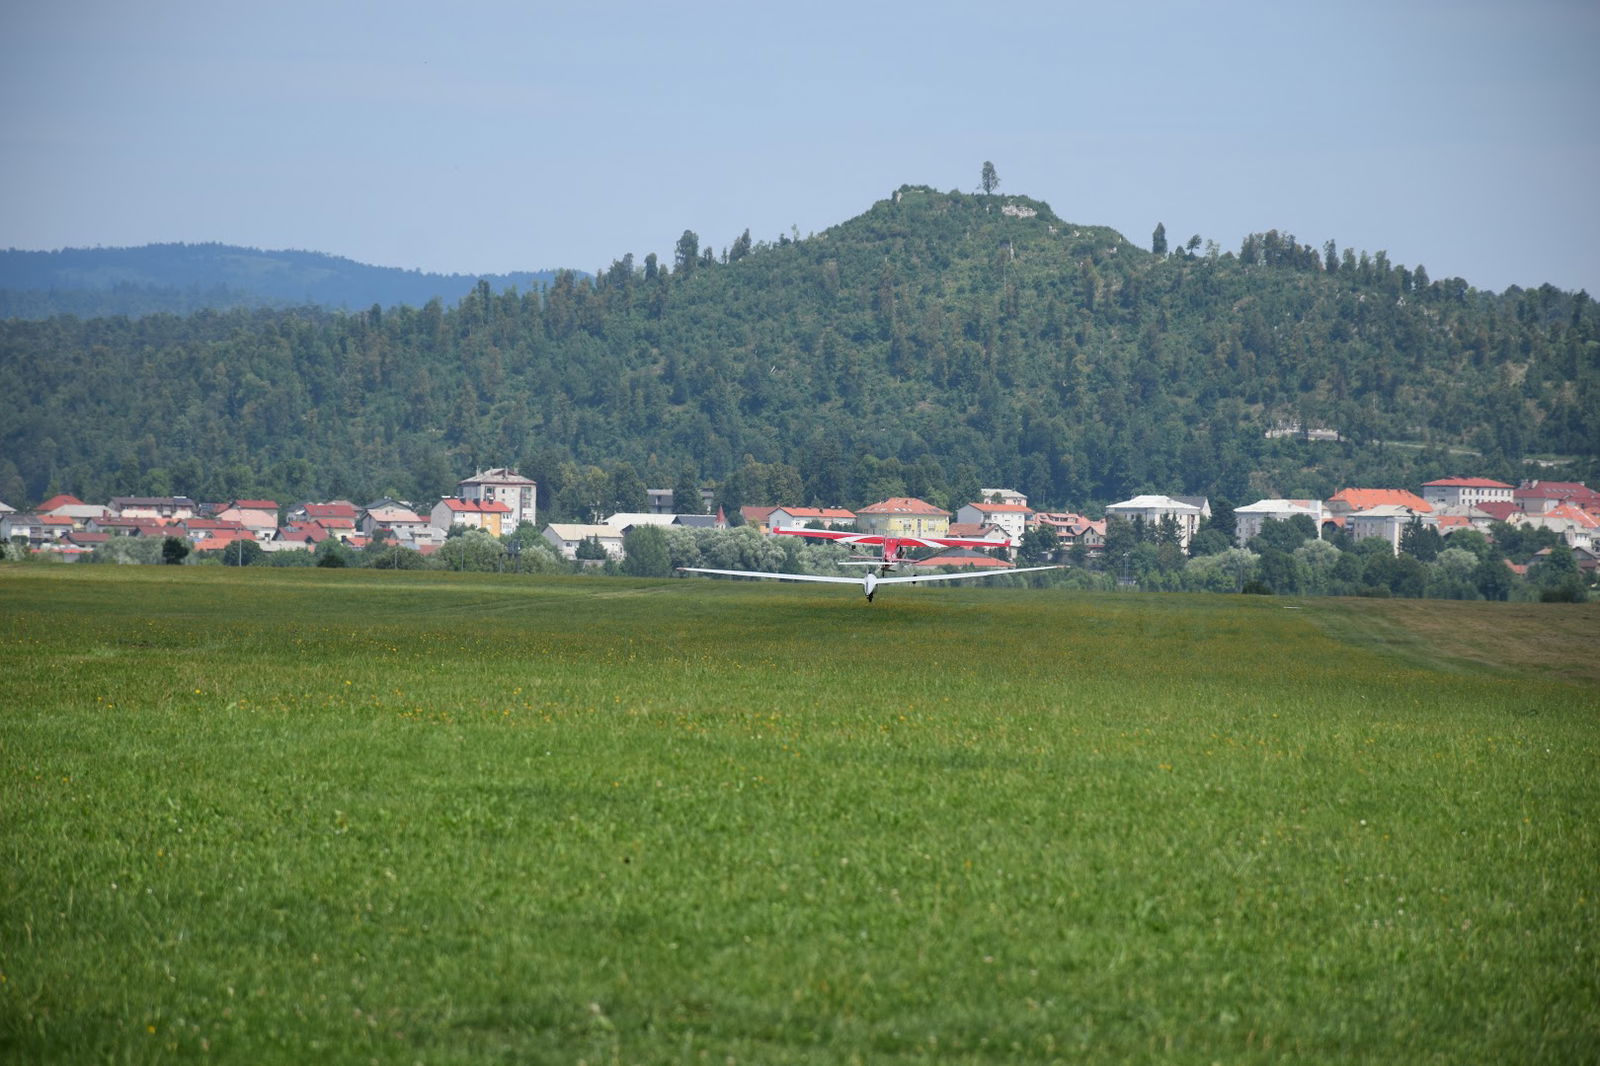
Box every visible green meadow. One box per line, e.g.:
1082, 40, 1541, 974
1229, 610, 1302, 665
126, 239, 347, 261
2, 566, 1596, 1064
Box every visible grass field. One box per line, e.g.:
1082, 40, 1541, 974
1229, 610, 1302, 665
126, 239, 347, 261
2, 566, 1596, 1064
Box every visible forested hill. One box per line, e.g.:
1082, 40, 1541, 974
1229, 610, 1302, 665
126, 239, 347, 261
2, 185, 1596, 514
0, 243, 571, 318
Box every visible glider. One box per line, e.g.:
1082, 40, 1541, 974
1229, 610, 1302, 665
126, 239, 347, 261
678, 528, 1059, 602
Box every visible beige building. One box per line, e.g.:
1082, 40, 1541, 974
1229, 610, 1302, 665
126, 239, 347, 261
1421, 478, 1513, 509
1234, 499, 1324, 546
954, 502, 1032, 545
542, 523, 625, 560
1105, 495, 1203, 549
1346, 505, 1432, 554
459, 468, 538, 530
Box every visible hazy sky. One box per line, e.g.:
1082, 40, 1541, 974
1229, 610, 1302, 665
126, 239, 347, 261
3, 0, 1597, 294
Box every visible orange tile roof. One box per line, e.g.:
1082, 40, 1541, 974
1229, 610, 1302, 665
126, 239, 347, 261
1546, 504, 1600, 529
440, 498, 511, 513
858, 496, 950, 516
1329, 488, 1432, 513
777, 506, 857, 519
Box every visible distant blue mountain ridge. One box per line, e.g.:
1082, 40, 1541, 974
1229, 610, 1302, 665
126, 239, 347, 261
0, 243, 578, 318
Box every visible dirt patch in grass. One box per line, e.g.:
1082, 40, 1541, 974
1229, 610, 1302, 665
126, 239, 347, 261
1312, 598, 1600, 686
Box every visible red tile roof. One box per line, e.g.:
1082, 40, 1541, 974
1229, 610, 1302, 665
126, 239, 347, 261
180, 518, 247, 531
1423, 478, 1513, 489
1516, 481, 1600, 505
301, 502, 358, 519
37, 494, 86, 511
229, 499, 279, 510
909, 548, 1013, 569
1475, 502, 1524, 522
966, 502, 1032, 514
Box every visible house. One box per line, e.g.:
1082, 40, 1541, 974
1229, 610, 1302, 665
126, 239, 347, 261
768, 506, 857, 532
2, 513, 44, 547
646, 487, 716, 515
288, 500, 358, 525
979, 488, 1029, 508
458, 468, 538, 530
944, 522, 1011, 545
1518, 503, 1600, 551
673, 510, 729, 530
1515, 480, 1600, 516
542, 523, 625, 560
603, 512, 675, 530
87, 512, 170, 534
1425, 503, 1500, 531
110, 496, 196, 521
1433, 514, 1478, 537
37, 514, 75, 542
1105, 495, 1203, 549
36, 494, 109, 528
1475, 501, 1526, 525
1234, 499, 1324, 547
740, 506, 779, 533
855, 497, 951, 539
431, 498, 512, 536
87, 516, 171, 538
175, 517, 250, 544
288, 522, 333, 544
1346, 505, 1433, 555
1324, 489, 1432, 521
191, 530, 258, 553
5, 513, 78, 548
954, 502, 1031, 544
1421, 478, 1514, 508
64, 530, 110, 550
216, 500, 280, 539
359, 499, 431, 543
1565, 545, 1600, 576
907, 546, 1014, 570
1032, 513, 1106, 556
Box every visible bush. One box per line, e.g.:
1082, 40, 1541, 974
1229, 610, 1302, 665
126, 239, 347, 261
1539, 580, 1587, 603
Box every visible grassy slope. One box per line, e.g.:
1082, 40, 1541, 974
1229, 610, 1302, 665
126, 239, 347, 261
2, 566, 1596, 1064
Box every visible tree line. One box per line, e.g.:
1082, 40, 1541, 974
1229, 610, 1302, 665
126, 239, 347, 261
2, 186, 1595, 519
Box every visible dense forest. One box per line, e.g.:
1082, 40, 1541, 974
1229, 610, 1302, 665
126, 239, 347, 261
2, 186, 1596, 517
0, 243, 570, 319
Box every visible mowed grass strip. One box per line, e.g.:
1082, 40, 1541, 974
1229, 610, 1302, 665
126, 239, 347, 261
2, 566, 1596, 1064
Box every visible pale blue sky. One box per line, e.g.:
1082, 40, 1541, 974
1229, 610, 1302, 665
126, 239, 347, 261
3, 0, 1596, 294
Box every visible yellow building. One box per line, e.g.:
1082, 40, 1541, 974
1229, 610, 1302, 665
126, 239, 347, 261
855, 497, 951, 539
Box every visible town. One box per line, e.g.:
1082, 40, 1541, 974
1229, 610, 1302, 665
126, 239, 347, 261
3, 468, 1594, 601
